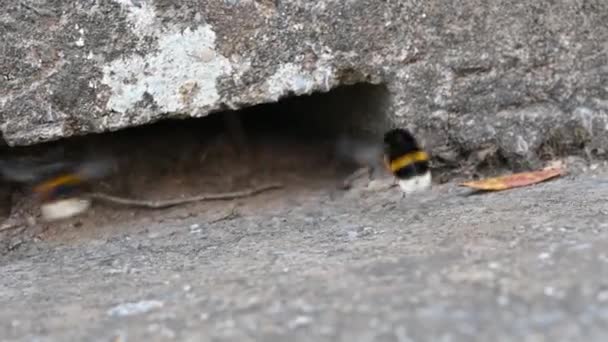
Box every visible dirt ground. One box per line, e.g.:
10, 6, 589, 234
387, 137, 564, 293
0, 119, 357, 247
2, 118, 608, 341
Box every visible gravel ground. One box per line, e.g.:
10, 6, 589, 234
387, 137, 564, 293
2, 167, 608, 342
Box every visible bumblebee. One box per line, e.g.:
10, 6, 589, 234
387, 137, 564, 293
382, 128, 432, 196
0, 156, 116, 221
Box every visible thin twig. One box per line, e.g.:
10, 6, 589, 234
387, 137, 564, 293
87, 182, 283, 209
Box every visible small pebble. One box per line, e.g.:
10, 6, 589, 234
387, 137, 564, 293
288, 315, 313, 329
107, 300, 164, 317
538, 252, 551, 260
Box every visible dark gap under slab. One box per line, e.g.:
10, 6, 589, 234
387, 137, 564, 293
0, 82, 393, 245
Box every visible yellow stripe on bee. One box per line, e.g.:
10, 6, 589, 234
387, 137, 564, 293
33, 174, 83, 194
389, 151, 429, 172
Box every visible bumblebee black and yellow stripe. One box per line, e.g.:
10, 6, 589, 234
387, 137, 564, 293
388, 150, 429, 173
383, 128, 431, 180
32, 173, 86, 203
33, 174, 83, 194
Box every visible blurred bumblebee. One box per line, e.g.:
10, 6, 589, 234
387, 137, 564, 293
382, 128, 432, 196
0, 156, 116, 221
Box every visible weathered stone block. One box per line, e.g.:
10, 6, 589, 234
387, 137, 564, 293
1, 0, 607, 164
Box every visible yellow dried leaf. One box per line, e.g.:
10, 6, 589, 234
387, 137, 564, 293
460, 168, 564, 191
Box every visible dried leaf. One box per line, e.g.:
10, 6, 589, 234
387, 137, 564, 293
460, 167, 564, 191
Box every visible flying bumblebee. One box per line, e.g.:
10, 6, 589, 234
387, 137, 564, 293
0, 156, 116, 221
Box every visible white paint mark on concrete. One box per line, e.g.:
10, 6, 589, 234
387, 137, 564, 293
107, 300, 164, 317
113, 0, 157, 37
104, 0, 346, 118
101, 25, 232, 114
265, 62, 335, 102
102, 1, 232, 115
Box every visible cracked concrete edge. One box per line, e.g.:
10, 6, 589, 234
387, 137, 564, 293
0, 0, 607, 166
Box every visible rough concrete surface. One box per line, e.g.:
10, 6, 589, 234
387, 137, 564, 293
1, 0, 608, 167
2, 165, 608, 341
2, 1, 608, 341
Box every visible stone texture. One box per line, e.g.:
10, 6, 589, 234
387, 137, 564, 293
1, 0, 607, 164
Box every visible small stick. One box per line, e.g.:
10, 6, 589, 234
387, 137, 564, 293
86, 182, 283, 209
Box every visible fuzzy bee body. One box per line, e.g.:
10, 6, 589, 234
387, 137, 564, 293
33, 173, 86, 201
0, 157, 115, 221
383, 128, 432, 195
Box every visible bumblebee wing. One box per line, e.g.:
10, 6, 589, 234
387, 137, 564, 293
0, 159, 75, 183
335, 135, 383, 168
75, 157, 117, 180
383, 155, 392, 172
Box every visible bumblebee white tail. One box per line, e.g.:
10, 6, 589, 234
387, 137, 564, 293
397, 171, 432, 195
40, 198, 92, 221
